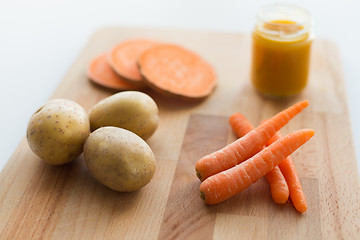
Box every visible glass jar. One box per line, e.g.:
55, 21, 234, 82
251, 4, 313, 97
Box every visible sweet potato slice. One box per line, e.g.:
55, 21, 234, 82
108, 39, 159, 84
87, 54, 141, 91
138, 44, 217, 100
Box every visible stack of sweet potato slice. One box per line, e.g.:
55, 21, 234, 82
88, 39, 217, 100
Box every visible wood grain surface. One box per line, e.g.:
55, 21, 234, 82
0, 27, 359, 239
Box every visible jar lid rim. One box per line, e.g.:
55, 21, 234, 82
257, 3, 311, 27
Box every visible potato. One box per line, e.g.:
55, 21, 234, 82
89, 91, 158, 140
26, 99, 90, 165
83, 126, 156, 192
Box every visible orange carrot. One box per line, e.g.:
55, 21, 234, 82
195, 100, 309, 181
228, 113, 255, 137
108, 39, 159, 84
199, 129, 315, 205
229, 113, 289, 204
138, 44, 217, 100
87, 54, 142, 91
268, 132, 308, 212
264, 167, 290, 204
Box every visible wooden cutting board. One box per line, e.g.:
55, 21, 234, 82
0, 27, 359, 239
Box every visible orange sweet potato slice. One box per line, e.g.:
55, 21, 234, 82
138, 44, 217, 100
108, 39, 159, 84
87, 54, 141, 91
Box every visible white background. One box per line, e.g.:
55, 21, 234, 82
0, 0, 359, 172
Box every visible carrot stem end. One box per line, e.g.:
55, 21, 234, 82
196, 169, 202, 181
200, 191, 205, 201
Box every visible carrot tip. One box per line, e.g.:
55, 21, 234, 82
296, 206, 307, 213
200, 191, 205, 200
275, 198, 289, 204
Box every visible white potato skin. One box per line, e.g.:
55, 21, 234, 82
83, 126, 156, 192
26, 98, 90, 165
89, 91, 158, 140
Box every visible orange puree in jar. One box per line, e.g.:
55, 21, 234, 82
251, 5, 312, 97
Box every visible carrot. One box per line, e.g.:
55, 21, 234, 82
268, 132, 308, 212
108, 39, 159, 84
138, 44, 217, 100
87, 54, 142, 91
228, 113, 255, 137
195, 100, 309, 181
199, 129, 315, 205
229, 113, 289, 204
264, 167, 290, 204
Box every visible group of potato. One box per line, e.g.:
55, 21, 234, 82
26, 91, 158, 192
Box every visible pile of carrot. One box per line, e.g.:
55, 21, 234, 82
195, 100, 314, 212
87, 39, 217, 100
